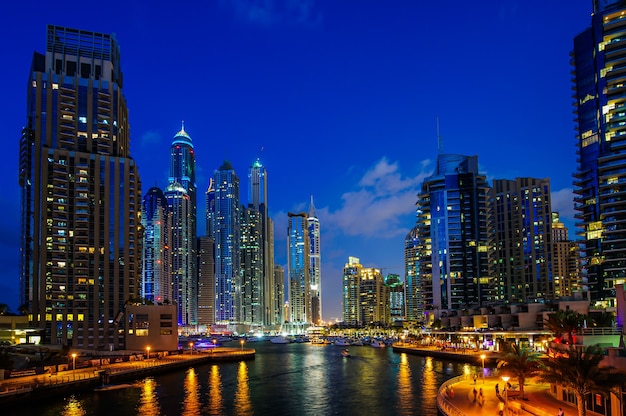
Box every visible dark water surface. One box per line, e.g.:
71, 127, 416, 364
19, 342, 470, 416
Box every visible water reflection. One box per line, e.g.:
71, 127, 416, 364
397, 353, 415, 415
136, 377, 160, 415
234, 361, 252, 416
62, 395, 85, 416
182, 368, 201, 416
206, 364, 224, 416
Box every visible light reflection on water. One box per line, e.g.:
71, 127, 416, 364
22, 343, 470, 416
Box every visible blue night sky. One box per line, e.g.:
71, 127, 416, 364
0, 1, 592, 321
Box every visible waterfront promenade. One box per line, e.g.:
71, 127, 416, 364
393, 344, 569, 416
0, 347, 255, 406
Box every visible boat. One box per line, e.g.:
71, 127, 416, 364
270, 336, 292, 344
370, 339, 386, 348
94, 382, 141, 391
334, 337, 350, 346
341, 348, 351, 358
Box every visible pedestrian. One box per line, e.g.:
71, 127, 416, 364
478, 387, 483, 406
449, 386, 455, 398
473, 387, 477, 402
557, 408, 564, 416
495, 383, 500, 394
473, 374, 477, 384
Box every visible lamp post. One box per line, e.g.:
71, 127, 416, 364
480, 354, 486, 384
240, 339, 244, 351
501, 376, 510, 416
71, 353, 76, 380
189, 342, 194, 355
146, 346, 151, 360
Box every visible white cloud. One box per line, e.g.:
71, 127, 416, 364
551, 187, 576, 224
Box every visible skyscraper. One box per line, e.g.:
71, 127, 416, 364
341, 257, 389, 325
404, 226, 422, 322
197, 235, 215, 328
142, 187, 171, 304
213, 161, 240, 323
19, 26, 142, 348
416, 154, 492, 317
287, 212, 310, 325
572, 2, 626, 306
240, 206, 263, 325
491, 177, 554, 303
167, 125, 197, 326
552, 212, 581, 299
307, 196, 322, 325
248, 158, 274, 326
342, 256, 362, 325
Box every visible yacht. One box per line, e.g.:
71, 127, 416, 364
370, 339, 386, 348
270, 336, 292, 344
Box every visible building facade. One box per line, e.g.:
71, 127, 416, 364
287, 212, 311, 325
19, 26, 142, 348
492, 177, 554, 303
416, 154, 492, 318
307, 196, 322, 325
213, 161, 240, 323
167, 125, 197, 326
342, 257, 362, 325
197, 235, 215, 328
572, 1, 626, 306
404, 226, 422, 322
141, 187, 171, 304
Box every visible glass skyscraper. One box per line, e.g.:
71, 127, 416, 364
167, 124, 197, 326
572, 1, 626, 306
416, 154, 492, 317
213, 161, 240, 323
142, 187, 171, 304
19, 26, 142, 348
307, 196, 322, 325
287, 212, 310, 324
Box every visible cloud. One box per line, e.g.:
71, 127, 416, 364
220, 0, 322, 27
551, 187, 576, 223
322, 157, 432, 239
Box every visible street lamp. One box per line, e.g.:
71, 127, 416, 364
480, 354, 486, 384
501, 375, 510, 416
189, 342, 193, 355
240, 339, 244, 351
146, 346, 151, 360
71, 353, 76, 380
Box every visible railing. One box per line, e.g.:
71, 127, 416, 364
436, 374, 468, 416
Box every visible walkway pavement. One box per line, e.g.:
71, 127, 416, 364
444, 375, 573, 416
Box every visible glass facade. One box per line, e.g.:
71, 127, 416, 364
308, 196, 322, 325
141, 187, 171, 304
287, 212, 310, 324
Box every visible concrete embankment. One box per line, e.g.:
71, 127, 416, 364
0, 348, 255, 408
392, 344, 500, 366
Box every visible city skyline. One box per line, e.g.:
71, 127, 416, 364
1, 1, 591, 321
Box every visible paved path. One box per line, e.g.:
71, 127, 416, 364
443, 375, 574, 416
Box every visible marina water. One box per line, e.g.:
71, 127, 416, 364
21, 342, 470, 416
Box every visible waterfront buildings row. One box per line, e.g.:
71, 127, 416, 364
18, 25, 324, 349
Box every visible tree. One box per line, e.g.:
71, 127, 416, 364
496, 342, 542, 400
540, 344, 624, 416
544, 309, 586, 345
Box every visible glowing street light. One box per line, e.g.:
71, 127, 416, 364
480, 354, 486, 384
240, 339, 244, 351
71, 353, 77, 380
189, 342, 193, 355
146, 346, 151, 360
501, 375, 511, 415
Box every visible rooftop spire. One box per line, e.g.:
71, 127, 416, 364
309, 194, 316, 217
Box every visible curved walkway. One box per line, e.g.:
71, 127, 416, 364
438, 374, 572, 416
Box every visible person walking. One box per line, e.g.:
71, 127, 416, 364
473, 374, 477, 385
473, 387, 477, 402
478, 387, 483, 406
557, 408, 564, 416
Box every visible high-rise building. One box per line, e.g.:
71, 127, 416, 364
287, 212, 310, 324
197, 235, 215, 328
213, 160, 240, 323
248, 158, 274, 326
19, 26, 142, 348
167, 125, 197, 326
273, 264, 285, 324
307, 196, 322, 325
492, 177, 554, 303
386, 274, 404, 322
342, 257, 362, 325
552, 212, 581, 299
572, 1, 626, 306
416, 154, 492, 316
142, 187, 171, 304
240, 206, 263, 325
404, 226, 422, 322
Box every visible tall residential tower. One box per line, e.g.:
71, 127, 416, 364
19, 26, 142, 348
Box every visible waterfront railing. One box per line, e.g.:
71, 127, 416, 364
436, 374, 467, 416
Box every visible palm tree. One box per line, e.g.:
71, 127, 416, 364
496, 342, 542, 400
540, 344, 624, 416
544, 309, 586, 345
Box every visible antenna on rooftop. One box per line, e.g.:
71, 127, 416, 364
437, 116, 443, 154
